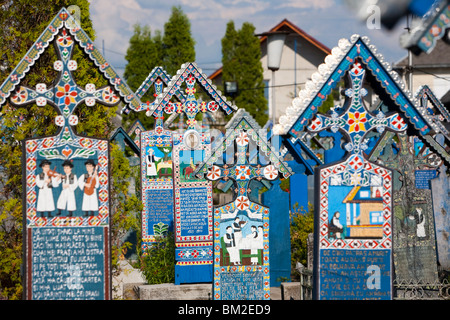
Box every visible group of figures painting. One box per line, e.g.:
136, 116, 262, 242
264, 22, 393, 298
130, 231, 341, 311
34, 158, 100, 218
1, 8, 449, 300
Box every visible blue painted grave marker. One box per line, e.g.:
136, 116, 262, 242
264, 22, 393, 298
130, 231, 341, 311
195, 109, 293, 300
152, 63, 236, 284
0, 8, 143, 299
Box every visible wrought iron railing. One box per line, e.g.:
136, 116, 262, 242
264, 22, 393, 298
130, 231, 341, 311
296, 263, 450, 300
393, 278, 450, 300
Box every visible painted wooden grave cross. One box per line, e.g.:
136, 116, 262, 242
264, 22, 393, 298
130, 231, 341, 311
135, 67, 186, 252
153, 62, 237, 284
430, 134, 450, 272
309, 60, 409, 300
195, 109, 293, 300
272, 33, 450, 299
0, 8, 143, 300
369, 131, 441, 284
414, 85, 450, 166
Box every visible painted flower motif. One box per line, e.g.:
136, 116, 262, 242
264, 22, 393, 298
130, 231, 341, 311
186, 74, 196, 85
200, 101, 207, 112
390, 115, 407, 131
235, 165, 251, 180
347, 111, 367, 133
102, 87, 119, 104
207, 165, 221, 180
185, 101, 197, 113
57, 29, 73, 48
235, 196, 249, 211
56, 84, 78, 106
185, 86, 196, 95
207, 101, 218, 112
164, 102, 175, 114
11, 86, 28, 104
263, 165, 278, 180
236, 132, 249, 147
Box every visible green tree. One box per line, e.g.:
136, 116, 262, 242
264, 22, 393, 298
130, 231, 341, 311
141, 233, 175, 284
0, 1, 138, 299
109, 143, 142, 275
162, 6, 196, 75
221, 21, 239, 85
221, 22, 267, 126
124, 24, 163, 96
123, 24, 163, 129
290, 202, 314, 271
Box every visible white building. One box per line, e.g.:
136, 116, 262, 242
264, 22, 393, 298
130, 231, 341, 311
209, 19, 331, 124
394, 39, 450, 100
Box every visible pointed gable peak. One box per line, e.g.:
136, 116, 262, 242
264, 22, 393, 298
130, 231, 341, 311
225, 108, 262, 131
274, 34, 432, 139
155, 62, 237, 115
0, 7, 143, 113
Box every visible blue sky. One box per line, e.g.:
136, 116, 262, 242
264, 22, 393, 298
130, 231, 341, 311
88, 0, 409, 78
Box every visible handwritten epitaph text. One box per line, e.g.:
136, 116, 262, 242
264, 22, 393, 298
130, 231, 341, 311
145, 189, 173, 234
415, 170, 438, 189
179, 187, 209, 237
31, 227, 105, 300
220, 272, 264, 300
319, 249, 391, 300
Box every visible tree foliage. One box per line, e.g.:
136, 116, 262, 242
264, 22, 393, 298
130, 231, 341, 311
124, 25, 163, 93
123, 24, 163, 129
221, 21, 268, 126
109, 143, 142, 275
290, 202, 314, 270
162, 6, 196, 76
122, 6, 195, 130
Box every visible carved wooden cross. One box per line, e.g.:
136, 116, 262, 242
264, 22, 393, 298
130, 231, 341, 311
307, 61, 408, 158
206, 130, 281, 212
154, 63, 236, 131
10, 28, 120, 138
369, 131, 440, 282
196, 110, 292, 213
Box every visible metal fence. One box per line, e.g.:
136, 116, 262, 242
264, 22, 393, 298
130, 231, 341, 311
296, 264, 450, 300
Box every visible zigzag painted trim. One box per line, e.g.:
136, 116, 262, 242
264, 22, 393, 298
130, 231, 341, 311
154, 62, 237, 115
274, 35, 433, 139
0, 8, 143, 113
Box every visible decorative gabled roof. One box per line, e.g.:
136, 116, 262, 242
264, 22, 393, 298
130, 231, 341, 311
195, 108, 293, 179
0, 7, 143, 113
260, 18, 331, 55
110, 126, 140, 155
414, 85, 450, 165
129, 66, 186, 115
155, 62, 237, 116
273, 34, 434, 139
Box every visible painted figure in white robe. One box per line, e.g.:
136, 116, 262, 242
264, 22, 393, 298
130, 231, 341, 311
246, 225, 259, 265
56, 160, 78, 217
36, 160, 60, 217
78, 159, 99, 216
415, 208, 426, 238
146, 148, 158, 177
232, 216, 247, 247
